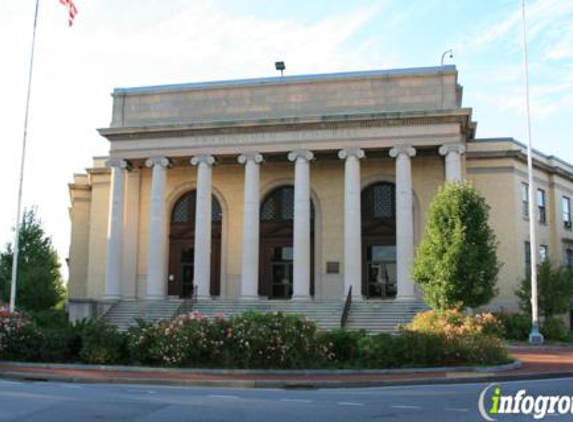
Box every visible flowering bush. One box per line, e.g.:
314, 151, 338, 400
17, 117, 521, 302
405, 309, 504, 338
0, 308, 42, 361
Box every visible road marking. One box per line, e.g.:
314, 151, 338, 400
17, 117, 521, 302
338, 401, 363, 406
391, 405, 421, 409
281, 399, 312, 403
0, 381, 22, 386
445, 408, 469, 412
207, 394, 239, 399
59, 384, 82, 389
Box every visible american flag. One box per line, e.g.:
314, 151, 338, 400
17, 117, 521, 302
59, 0, 78, 26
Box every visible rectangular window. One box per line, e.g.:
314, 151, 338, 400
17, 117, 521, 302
540, 245, 548, 262
563, 196, 571, 228
566, 249, 573, 269
537, 189, 546, 224
521, 183, 529, 218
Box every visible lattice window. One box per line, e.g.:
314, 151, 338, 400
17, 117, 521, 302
373, 184, 393, 218
173, 195, 190, 223
261, 186, 313, 222
281, 187, 294, 220
261, 196, 278, 220
212, 198, 222, 221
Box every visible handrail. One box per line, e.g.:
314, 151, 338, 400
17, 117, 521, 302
340, 286, 352, 328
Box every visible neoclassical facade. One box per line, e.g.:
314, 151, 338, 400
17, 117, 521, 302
67, 66, 573, 324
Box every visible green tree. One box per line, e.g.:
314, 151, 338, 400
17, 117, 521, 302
413, 182, 500, 311
0, 209, 65, 311
517, 259, 573, 318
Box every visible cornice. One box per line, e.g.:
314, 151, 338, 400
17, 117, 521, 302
98, 109, 474, 141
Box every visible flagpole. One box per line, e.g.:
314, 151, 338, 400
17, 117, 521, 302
521, 0, 543, 344
9, 0, 40, 312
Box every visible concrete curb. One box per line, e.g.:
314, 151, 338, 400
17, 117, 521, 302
0, 359, 522, 376
1, 359, 554, 389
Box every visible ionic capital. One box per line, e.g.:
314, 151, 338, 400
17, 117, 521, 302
439, 143, 466, 156
190, 154, 216, 167
106, 158, 131, 170
288, 149, 314, 163
389, 145, 416, 159
145, 156, 171, 168
238, 152, 264, 165
338, 148, 365, 161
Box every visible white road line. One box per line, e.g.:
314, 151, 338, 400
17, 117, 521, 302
281, 399, 312, 403
0, 381, 22, 385
391, 405, 421, 410
445, 408, 469, 412
207, 394, 239, 399
59, 384, 82, 389
338, 401, 363, 406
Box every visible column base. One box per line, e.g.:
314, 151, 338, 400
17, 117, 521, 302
291, 295, 312, 301
145, 295, 166, 301
102, 295, 120, 302
196, 295, 213, 301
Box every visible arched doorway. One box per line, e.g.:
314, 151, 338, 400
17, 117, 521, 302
361, 182, 397, 299
259, 186, 315, 299
168, 190, 222, 298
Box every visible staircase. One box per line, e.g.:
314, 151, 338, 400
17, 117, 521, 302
344, 300, 428, 333
102, 300, 183, 331
178, 300, 344, 331
102, 298, 427, 333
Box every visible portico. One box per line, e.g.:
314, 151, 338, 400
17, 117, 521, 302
68, 65, 476, 323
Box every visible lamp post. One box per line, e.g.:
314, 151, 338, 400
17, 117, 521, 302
521, 0, 543, 345
441, 49, 453, 66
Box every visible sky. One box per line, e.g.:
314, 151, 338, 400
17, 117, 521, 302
0, 0, 572, 279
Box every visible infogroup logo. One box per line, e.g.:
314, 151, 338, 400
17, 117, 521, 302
478, 383, 573, 420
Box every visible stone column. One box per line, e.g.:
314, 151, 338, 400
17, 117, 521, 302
122, 169, 141, 300
389, 145, 416, 300
191, 154, 216, 299
145, 157, 171, 300
104, 158, 130, 300
439, 143, 466, 182
238, 152, 264, 299
288, 149, 314, 300
338, 148, 365, 300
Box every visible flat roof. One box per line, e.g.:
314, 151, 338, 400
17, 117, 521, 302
113, 65, 457, 96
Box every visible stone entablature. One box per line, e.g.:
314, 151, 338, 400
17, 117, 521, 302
109, 66, 462, 128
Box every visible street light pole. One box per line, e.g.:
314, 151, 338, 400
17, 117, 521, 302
521, 0, 543, 345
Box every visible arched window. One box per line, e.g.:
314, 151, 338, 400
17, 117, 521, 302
171, 191, 222, 224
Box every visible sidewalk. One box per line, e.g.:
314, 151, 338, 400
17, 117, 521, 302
0, 346, 571, 389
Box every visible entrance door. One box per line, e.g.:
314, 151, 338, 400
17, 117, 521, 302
366, 245, 397, 298
361, 182, 397, 298
168, 190, 222, 298
259, 186, 314, 299
270, 246, 293, 299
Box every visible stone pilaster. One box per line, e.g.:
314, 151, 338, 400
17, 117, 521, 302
288, 149, 314, 300
338, 148, 365, 300
389, 145, 416, 300
238, 153, 264, 299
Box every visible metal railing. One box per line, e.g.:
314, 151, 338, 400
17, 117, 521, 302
340, 286, 352, 328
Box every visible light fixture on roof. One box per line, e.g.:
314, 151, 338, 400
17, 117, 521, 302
441, 49, 454, 66
275, 61, 285, 77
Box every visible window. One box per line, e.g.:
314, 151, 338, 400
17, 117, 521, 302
521, 183, 529, 218
540, 245, 548, 262
537, 189, 546, 224
563, 196, 571, 228
565, 248, 573, 269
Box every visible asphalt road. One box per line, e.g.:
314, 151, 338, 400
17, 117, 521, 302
0, 377, 572, 421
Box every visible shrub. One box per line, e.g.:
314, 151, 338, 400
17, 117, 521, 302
77, 319, 126, 364
517, 259, 573, 318
0, 308, 44, 361
541, 317, 571, 342
494, 312, 530, 341
320, 329, 365, 366
406, 309, 504, 339
413, 182, 500, 311
126, 318, 163, 365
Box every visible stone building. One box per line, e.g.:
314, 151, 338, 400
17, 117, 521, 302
67, 65, 573, 330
